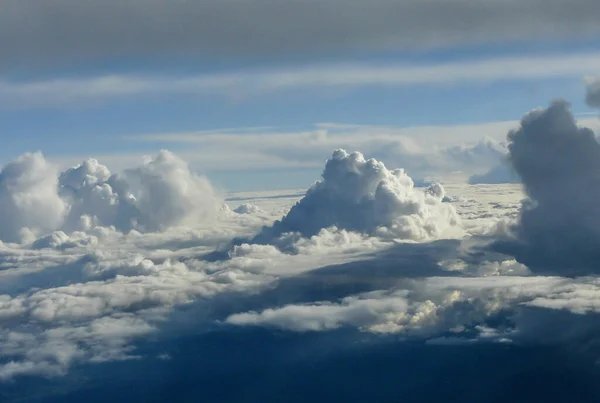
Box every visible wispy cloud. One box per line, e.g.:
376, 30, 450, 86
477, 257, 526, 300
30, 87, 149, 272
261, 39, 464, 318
41, 115, 599, 178
3, 52, 600, 108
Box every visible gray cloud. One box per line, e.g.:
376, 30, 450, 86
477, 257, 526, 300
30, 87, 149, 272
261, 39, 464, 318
2, 0, 600, 72
585, 77, 600, 109
494, 100, 600, 274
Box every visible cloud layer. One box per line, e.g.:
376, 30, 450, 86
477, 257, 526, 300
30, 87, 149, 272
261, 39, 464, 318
3, 137, 600, 400
2, 0, 600, 72
6, 52, 600, 107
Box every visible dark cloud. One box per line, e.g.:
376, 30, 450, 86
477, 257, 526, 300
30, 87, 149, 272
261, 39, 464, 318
2, 0, 600, 73
493, 100, 600, 274
5, 329, 600, 403
585, 77, 600, 109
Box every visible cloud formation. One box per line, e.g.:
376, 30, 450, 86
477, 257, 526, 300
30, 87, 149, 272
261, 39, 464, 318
3, 143, 600, 396
0, 153, 66, 243
0, 150, 219, 243
585, 76, 600, 109
126, 121, 521, 183
255, 149, 460, 243
468, 163, 519, 185
5, 52, 600, 107
2, 0, 600, 72
494, 100, 600, 273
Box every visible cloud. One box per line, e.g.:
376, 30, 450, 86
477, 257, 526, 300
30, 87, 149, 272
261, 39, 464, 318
58, 158, 139, 232
585, 76, 600, 109
0, 152, 66, 243
5, 52, 600, 107
254, 149, 461, 243
234, 203, 263, 215
0, 150, 219, 243
224, 271, 600, 346
124, 150, 219, 232
468, 163, 520, 185
493, 100, 600, 274
225, 289, 482, 335
1, 0, 600, 72
444, 137, 508, 169
0, 171, 600, 393
4, 142, 600, 394
124, 121, 523, 181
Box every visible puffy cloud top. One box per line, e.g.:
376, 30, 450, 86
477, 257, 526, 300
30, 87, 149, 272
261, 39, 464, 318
125, 150, 218, 232
0, 152, 66, 242
59, 158, 138, 232
496, 100, 600, 273
255, 149, 460, 243
0, 150, 219, 243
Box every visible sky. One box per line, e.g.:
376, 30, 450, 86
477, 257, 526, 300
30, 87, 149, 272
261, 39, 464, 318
6, 3, 600, 402
2, 0, 600, 191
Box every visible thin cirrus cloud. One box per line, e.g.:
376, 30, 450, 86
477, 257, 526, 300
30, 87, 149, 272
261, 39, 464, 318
3, 52, 600, 107
1, 0, 600, 71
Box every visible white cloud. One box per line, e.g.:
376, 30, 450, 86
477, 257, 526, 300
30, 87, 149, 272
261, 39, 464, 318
0, 150, 220, 243
125, 122, 518, 179
0, 152, 66, 243
225, 273, 600, 344
4, 52, 600, 107
124, 150, 219, 232
468, 163, 519, 185
2, 143, 600, 388
254, 149, 461, 244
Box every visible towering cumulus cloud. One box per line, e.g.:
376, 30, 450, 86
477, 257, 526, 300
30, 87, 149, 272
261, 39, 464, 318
125, 150, 218, 231
255, 149, 460, 243
59, 158, 138, 232
0, 152, 66, 242
497, 100, 600, 273
0, 150, 218, 243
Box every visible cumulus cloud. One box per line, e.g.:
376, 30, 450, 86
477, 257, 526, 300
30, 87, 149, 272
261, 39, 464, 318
58, 158, 139, 232
125, 150, 219, 232
493, 100, 600, 273
0, 152, 66, 243
254, 150, 461, 244
0, 150, 219, 244
3, 141, 600, 396
234, 203, 263, 215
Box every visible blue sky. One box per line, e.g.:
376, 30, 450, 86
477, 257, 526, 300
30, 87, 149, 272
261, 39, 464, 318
2, 1, 600, 191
